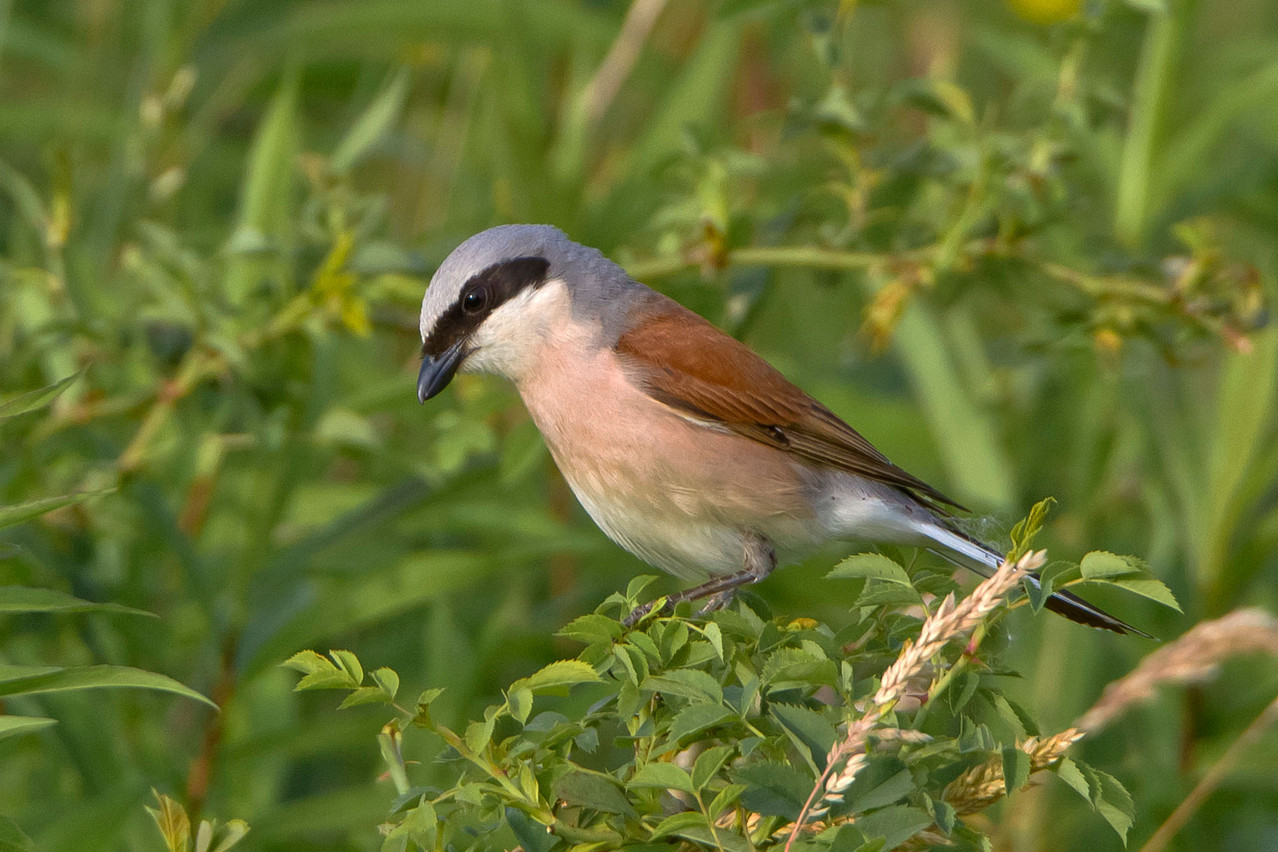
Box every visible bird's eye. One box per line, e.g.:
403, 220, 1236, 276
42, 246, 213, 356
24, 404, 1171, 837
462, 287, 488, 314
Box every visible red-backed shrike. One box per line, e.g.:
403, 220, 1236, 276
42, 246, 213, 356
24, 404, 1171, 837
417, 225, 1143, 635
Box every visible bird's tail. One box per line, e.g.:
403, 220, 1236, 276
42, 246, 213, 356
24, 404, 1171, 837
922, 523, 1152, 638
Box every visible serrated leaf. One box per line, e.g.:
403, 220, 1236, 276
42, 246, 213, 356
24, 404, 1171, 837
371, 667, 400, 699
338, 686, 393, 709
464, 715, 496, 754
650, 811, 712, 841
1003, 747, 1031, 795
631, 761, 697, 795
329, 650, 363, 685
1092, 769, 1135, 843
553, 769, 636, 817
771, 703, 837, 770
827, 553, 913, 586
0, 371, 81, 420
667, 703, 734, 744
1107, 577, 1183, 612
0, 715, 57, 741
1056, 756, 1091, 800
1080, 551, 1139, 580
511, 659, 601, 695
295, 669, 360, 691
508, 688, 533, 724
852, 804, 933, 849
0, 586, 154, 617
0, 664, 216, 708
558, 613, 622, 645
625, 574, 661, 601
505, 807, 555, 852
700, 622, 724, 661
732, 761, 813, 820
0, 490, 112, 530
928, 795, 957, 835
842, 758, 914, 813
762, 647, 838, 687
281, 650, 335, 676
692, 744, 736, 791
1009, 498, 1055, 559
645, 668, 722, 703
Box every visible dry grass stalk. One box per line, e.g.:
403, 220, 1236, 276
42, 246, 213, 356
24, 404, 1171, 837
943, 728, 1083, 814
781, 551, 1043, 850
1076, 608, 1278, 734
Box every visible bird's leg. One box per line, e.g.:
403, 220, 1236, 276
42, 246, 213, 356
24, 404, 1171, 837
623, 533, 776, 627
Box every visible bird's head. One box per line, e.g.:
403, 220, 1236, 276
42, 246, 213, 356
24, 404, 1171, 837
416, 224, 636, 402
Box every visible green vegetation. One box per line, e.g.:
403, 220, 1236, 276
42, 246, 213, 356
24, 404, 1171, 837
1, 0, 1276, 849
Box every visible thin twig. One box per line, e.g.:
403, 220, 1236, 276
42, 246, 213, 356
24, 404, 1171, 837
581, 0, 670, 132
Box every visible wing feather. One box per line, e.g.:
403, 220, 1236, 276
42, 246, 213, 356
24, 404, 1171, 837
615, 298, 965, 514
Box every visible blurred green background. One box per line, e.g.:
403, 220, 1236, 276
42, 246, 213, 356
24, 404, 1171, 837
1, 0, 1276, 848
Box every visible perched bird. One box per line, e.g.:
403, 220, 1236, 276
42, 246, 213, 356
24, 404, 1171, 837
417, 224, 1144, 635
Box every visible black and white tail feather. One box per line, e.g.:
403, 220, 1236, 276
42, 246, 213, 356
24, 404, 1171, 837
924, 523, 1153, 638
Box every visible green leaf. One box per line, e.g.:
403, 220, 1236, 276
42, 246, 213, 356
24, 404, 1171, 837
371, 667, 400, 700
1106, 577, 1183, 612
338, 687, 392, 709
667, 703, 734, 744
552, 769, 635, 817
732, 761, 813, 820
1056, 756, 1091, 801
511, 659, 601, 695
557, 613, 623, 645
331, 68, 409, 172
208, 820, 250, 852
1091, 769, 1135, 843
692, 744, 736, 791
0, 371, 81, 420
146, 792, 191, 852
852, 804, 933, 849
0, 586, 153, 618
505, 807, 556, 852
280, 650, 334, 676
1080, 552, 1140, 580
508, 688, 533, 724
1009, 498, 1055, 560
644, 668, 723, 703
0, 664, 216, 709
1002, 747, 1031, 796
699, 622, 725, 661
827, 553, 913, 586
770, 703, 837, 770
329, 650, 364, 685
0, 490, 112, 530
842, 758, 914, 813
0, 714, 57, 742
630, 761, 697, 796
649, 811, 712, 841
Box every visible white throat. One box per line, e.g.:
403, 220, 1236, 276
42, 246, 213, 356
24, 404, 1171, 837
460, 278, 596, 385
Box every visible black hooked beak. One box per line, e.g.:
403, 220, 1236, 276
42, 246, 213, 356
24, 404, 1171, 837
417, 340, 468, 403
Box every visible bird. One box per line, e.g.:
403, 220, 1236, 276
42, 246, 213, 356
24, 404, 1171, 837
416, 224, 1145, 636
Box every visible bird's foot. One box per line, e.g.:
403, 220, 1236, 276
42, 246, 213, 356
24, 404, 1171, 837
696, 590, 736, 616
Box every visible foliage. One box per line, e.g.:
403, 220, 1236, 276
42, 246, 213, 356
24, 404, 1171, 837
289, 539, 1179, 850
0, 0, 1276, 850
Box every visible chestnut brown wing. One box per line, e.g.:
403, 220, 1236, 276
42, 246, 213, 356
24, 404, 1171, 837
615, 299, 965, 514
